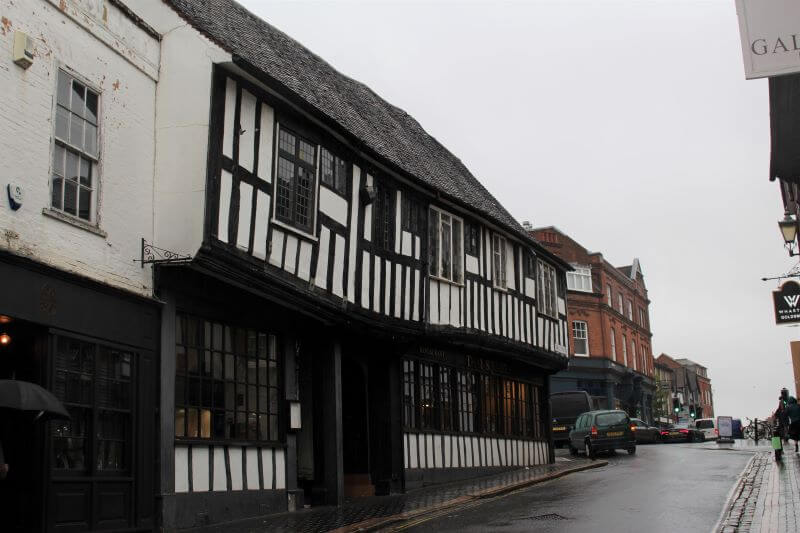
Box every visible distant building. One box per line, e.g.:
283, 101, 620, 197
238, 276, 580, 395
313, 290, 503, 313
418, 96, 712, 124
654, 361, 676, 425
530, 227, 656, 422
657, 354, 714, 421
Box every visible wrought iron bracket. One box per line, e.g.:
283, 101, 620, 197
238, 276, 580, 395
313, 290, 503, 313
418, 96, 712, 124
762, 261, 800, 282
134, 238, 192, 268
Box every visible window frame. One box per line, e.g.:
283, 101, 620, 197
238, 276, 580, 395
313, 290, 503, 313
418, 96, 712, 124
492, 233, 508, 290
373, 179, 396, 253
618, 293, 624, 314
273, 124, 318, 235
465, 222, 481, 257
319, 145, 349, 197
50, 68, 101, 226
610, 328, 617, 360
537, 260, 558, 318
572, 320, 589, 356
607, 285, 612, 306
173, 314, 282, 445
566, 265, 592, 292
428, 206, 464, 285
626, 300, 633, 321
622, 335, 628, 367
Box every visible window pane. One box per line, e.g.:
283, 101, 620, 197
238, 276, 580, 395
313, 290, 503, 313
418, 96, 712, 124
276, 157, 294, 221
71, 81, 85, 115
52, 144, 65, 177
66, 150, 79, 182
335, 157, 347, 193
51, 176, 63, 210
441, 219, 451, 280
321, 148, 334, 186
279, 129, 296, 154
175, 408, 185, 437
57, 73, 71, 107
452, 218, 463, 283
69, 113, 84, 149
63, 179, 77, 216
84, 123, 97, 157
200, 409, 212, 438
295, 166, 312, 228
85, 90, 98, 124
55, 106, 69, 141
187, 408, 198, 437
78, 186, 91, 221
298, 139, 315, 165
428, 209, 439, 276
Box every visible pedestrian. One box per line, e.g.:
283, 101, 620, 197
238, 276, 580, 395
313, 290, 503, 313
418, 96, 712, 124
786, 396, 800, 452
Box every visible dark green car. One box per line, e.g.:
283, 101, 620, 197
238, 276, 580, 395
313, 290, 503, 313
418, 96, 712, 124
568, 410, 636, 459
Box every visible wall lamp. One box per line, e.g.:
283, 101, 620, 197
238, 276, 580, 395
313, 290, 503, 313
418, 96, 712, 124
779, 211, 799, 257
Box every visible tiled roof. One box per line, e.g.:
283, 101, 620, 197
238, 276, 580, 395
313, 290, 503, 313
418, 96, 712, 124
163, 0, 561, 258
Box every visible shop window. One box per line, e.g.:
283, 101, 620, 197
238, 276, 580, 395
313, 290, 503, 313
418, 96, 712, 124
419, 362, 437, 430
456, 370, 477, 433
403, 360, 416, 428
439, 367, 455, 431
481, 375, 500, 434
174, 315, 280, 442
52, 336, 133, 473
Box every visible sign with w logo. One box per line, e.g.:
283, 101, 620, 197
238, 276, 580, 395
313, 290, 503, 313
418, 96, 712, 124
774, 281, 800, 324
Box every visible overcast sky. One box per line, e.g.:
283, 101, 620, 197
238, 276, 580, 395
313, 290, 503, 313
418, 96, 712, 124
239, 0, 796, 420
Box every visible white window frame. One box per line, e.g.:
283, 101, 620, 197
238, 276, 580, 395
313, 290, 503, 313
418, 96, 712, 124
537, 259, 558, 318
626, 300, 633, 321
492, 233, 507, 290
566, 265, 592, 292
50, 67, 101, 226
631, 340, 637, 371
572, 320, 588, 356
618, 293, 623, 314
607, 285, 612, 307
428, 206, 464, 285
610, 328, 617, 360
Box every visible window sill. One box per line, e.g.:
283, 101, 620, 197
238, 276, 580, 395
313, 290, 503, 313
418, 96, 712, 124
430, 275, 465, 288
270, 218, 318, 242
42, 208, 107, 238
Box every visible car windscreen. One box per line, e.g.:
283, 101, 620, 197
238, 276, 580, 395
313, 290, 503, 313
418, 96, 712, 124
695, 420, 714, 429
550, 394, 591, 419
595, 412, 627, 427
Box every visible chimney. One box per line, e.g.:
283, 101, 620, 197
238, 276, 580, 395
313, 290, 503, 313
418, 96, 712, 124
522, 220, 532, 231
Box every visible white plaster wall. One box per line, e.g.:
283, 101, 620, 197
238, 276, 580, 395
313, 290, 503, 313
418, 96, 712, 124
135, 0, 232, 258
0, 0, 158, 296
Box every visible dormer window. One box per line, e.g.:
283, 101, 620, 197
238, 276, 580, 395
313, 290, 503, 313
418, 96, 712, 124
566, 265, 592, 292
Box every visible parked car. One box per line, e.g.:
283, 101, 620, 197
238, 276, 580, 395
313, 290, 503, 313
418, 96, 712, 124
659, 422, 706, 443
631, 418, 661, 444
550, 390, 593, 447
568, 410, 636, 458
695, 418, 718, 440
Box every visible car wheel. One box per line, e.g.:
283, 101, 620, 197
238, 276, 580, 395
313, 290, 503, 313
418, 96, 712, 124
628, 445, 636, 455
585, 441, 595, 460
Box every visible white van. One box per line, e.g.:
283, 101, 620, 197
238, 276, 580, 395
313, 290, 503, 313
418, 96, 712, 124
694, 418, 717, 440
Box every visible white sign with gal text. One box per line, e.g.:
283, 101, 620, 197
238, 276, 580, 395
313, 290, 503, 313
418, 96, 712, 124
736, 0, 800, 79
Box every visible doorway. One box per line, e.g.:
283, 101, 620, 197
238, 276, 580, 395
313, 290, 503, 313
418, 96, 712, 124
341, 356, 372, 499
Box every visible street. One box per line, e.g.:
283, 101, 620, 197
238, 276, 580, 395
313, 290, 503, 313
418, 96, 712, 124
399, 443, 753, 533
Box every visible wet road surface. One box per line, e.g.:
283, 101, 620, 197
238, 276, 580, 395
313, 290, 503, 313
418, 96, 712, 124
400, 442, 754, 533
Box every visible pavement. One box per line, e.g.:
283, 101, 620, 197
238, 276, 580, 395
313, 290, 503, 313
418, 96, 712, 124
717, 442, 800, 533
190, 456, 605, 533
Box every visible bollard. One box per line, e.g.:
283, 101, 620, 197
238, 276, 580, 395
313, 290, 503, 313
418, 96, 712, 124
755, 418, 759, 445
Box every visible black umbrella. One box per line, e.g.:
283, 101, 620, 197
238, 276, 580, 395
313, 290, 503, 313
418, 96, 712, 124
0, 380, 70, 420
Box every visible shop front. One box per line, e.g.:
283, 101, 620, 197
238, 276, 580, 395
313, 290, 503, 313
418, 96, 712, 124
0, 252, 159, 532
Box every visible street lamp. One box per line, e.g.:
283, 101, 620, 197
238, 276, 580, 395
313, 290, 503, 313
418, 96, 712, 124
779, 211, 799, 256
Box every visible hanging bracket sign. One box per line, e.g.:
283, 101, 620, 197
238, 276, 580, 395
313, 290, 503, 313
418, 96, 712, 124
773, 280, 800, 324
735, 0, 800, 79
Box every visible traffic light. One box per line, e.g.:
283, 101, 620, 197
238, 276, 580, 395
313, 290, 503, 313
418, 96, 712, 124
690, 409, 696, 418
672, 398, 680, 413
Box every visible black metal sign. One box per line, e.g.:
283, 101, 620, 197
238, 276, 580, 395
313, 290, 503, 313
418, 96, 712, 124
774, 281, 800, 324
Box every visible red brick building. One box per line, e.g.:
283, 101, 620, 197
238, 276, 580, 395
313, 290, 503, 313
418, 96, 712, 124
656, 354, 714, 421
531, 227, 656, 421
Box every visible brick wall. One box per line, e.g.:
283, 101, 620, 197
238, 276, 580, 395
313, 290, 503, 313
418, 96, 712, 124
532, 227, 655, 377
